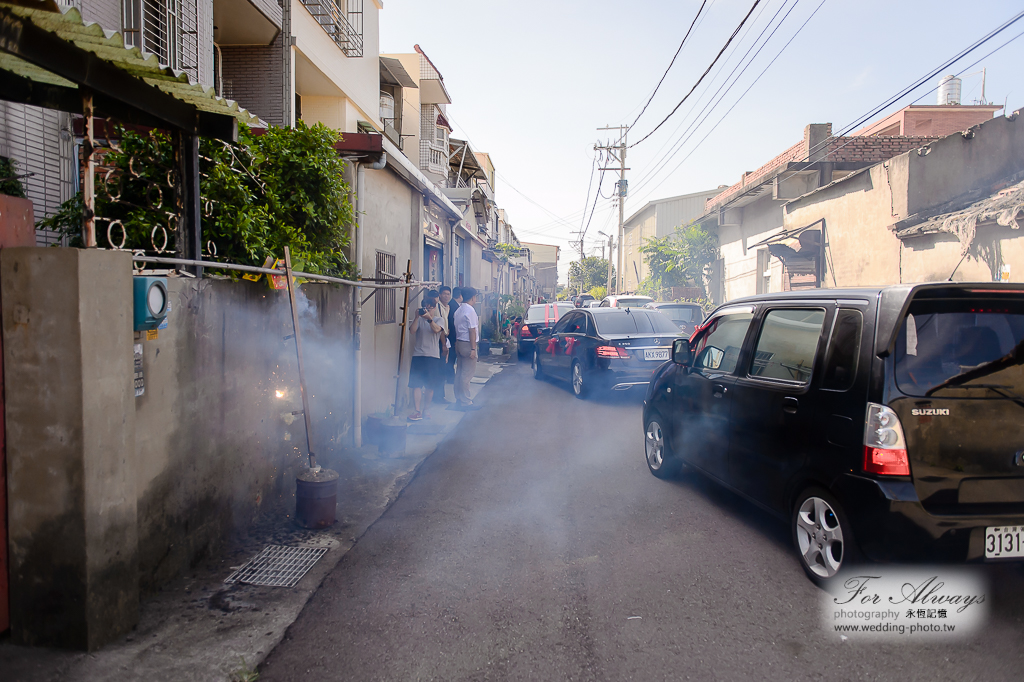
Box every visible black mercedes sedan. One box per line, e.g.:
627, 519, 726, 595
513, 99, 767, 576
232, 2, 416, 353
532, 307, 682, 398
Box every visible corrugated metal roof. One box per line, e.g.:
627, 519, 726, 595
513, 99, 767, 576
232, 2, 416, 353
893, 178, 1024, 253
1, 3, 258, 129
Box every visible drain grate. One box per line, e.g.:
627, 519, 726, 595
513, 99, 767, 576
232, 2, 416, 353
224, 545, 328, 588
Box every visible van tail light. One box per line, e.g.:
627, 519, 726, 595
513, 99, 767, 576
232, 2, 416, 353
863, 403, 910, 476
520, 325, 532, 338
597, 345, 629, 358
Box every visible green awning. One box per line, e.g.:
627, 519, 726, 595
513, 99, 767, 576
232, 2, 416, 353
0, 1, 259, 140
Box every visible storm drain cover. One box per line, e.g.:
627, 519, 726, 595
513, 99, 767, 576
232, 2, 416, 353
224, 545, 328, 588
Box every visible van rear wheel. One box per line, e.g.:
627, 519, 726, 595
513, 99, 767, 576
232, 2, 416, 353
792, 487, 858, 583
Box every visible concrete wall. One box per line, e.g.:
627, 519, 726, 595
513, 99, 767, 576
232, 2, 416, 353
292, 0, 382, 132
719, 195, 786, 300
133, 276, 354, 591
2, 248, 137, 650
359, 165, 418, 416
2, 248, 358, 648
900, 113, 1024, 218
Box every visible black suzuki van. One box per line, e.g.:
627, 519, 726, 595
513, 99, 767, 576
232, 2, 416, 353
642, 283, 1024, 583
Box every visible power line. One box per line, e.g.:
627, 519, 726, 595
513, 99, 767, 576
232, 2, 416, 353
631, 0, 803, 194
629, 0, 764, 149
794, 8, 1024, 167
628, 0, 711, 130
635, 5, 1023, 206
629, 0, 786, 191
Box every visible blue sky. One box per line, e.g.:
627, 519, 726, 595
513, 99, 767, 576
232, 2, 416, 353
380, 0, 1024, 283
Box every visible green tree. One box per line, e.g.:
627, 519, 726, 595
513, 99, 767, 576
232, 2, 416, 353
567, 256, 614, 295
638, 224, 719, 299
0, 156, 26, 198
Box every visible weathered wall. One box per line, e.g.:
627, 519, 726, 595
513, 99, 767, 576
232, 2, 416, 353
3, 249, 358, 647
783, 112, 1024, 287
2, 248, 138, 650
720, 194, 786, 301
901, 112, 1024, 218
784, 165, 902, 287
360, 164, 416, 416
134, 276, 354, 590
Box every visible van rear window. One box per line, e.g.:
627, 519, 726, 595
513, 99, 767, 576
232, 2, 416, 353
894, 299, 1024, 396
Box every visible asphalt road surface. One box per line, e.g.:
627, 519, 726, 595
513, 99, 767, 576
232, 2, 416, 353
260, 360, 1024, 681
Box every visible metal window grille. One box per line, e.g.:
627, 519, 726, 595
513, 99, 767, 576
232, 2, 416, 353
299, 0, 364, 57
122, 0, 199, 82
375, 250, 397, 324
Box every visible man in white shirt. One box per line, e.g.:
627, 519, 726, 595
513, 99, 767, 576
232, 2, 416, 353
453, 286, 479, 407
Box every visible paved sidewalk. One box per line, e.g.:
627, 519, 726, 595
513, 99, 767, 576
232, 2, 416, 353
0, 354, 514, 682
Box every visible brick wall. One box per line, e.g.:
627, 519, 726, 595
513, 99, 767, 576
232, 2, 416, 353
826, 135, 939, 162
906, 109, 996, 137
220, 34, 285, 126
705, 133, 941, 213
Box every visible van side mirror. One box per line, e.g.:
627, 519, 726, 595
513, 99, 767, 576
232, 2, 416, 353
672, 338, 693, 367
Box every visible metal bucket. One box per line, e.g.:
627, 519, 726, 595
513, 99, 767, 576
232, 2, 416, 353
295, 468, 339, 528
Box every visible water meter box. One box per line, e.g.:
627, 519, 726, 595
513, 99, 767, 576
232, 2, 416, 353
133, 277, 169, 331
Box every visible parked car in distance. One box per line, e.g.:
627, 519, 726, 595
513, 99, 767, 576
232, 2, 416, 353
644, 301, 705, 336
642, 283, 1024, 584
518, 302, 575, 358
533, 307, 682, 398
600, 295, 655, 308
574, 294, 596, 308
583, 300, 603, 308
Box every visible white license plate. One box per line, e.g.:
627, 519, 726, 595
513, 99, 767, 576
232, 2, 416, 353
643, 348, 670, 361
985, 525, 1024, 558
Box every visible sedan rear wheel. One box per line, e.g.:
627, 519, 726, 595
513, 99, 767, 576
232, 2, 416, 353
571, 361, 589, 399
533, 350, 543, 379
644, 414, 681, 479
792, 487, 857, 583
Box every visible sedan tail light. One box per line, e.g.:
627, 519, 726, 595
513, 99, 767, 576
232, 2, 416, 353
863, 403, 910, 476
520, 325, 532, 338
596, 345, 629, 358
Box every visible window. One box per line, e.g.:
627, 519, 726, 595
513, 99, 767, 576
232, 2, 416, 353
374, 250, 397, 324
894, 299, 1024, 396
822, 309, 863, 391
694, 310, 754, 373
122, 0, 200, 82
553, 312, 579, 334
748, 309, 826, 383
564, 314, 587, 335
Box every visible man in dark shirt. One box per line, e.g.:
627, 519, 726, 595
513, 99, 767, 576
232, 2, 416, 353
446, 287, 462, 386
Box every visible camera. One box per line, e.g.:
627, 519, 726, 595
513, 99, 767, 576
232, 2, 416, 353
417, 307, 427, 317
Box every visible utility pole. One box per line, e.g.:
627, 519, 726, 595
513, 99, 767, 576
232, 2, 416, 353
596, 125, 628, 294
605, 235, 614, 296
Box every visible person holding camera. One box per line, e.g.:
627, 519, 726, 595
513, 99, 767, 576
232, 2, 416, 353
408, 296, 443, 421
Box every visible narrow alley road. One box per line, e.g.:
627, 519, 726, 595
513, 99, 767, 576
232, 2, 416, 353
259, 360, 1024, 681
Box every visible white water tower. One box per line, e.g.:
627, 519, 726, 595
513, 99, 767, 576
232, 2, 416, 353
938, 75, 962, 105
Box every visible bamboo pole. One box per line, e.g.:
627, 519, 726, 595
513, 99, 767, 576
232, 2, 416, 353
394, 259, 413, 413
82, 92, 96, 248
283, 246, 316, 470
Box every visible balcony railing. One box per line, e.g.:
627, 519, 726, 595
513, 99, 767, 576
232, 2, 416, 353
300, 0, 364, 57
420, 139, 448, 177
